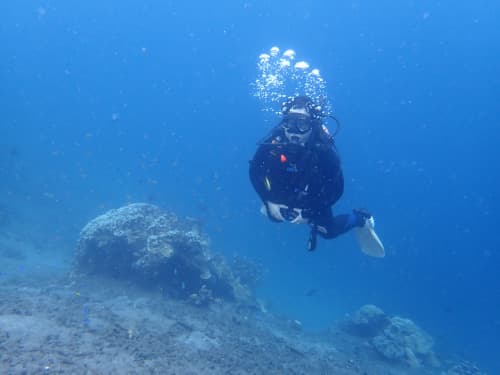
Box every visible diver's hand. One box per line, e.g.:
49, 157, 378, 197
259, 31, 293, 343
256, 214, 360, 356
279, 207, 309, 224
265, 202, 310, 224
266, 201, 288, 222
290, 209, 309, 225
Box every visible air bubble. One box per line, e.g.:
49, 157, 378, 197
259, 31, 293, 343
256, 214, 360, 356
270, 46, 280, 56
252, 46, 331, 116
283, 49, 296, 59
294, 61, 309, 69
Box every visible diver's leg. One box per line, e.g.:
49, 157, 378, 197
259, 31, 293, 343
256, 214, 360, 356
314, 209, 362, 239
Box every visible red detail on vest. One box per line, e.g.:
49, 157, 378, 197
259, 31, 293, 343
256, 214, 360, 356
280, 154, 287, 163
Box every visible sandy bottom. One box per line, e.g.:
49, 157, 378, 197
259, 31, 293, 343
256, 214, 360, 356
0, 268, 472, 375
0, 228, 484, 375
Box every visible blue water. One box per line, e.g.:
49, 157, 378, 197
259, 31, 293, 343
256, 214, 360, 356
2, 0, 499, 372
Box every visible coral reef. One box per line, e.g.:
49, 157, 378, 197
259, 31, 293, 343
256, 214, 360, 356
443, 360, 486, 375
75, 203, 253, 304
343, 304, 390, 337
372, 316, 439, 368
1, 276, 442, 375
343, 305, 439, 368
230, 255, 264, 289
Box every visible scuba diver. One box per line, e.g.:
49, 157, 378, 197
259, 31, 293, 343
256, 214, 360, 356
249, 96, 384, 255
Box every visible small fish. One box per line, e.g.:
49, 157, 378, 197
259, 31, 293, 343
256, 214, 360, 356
305, 288, 318, 297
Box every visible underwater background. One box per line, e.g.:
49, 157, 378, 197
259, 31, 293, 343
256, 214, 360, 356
1, 0, 499, 372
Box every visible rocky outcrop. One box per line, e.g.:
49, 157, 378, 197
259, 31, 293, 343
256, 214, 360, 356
372, 316, 438, 368
343, 305, 439, 368
444, 360, 486, 375
75, 203, 252, 304
343, 304, 390, 337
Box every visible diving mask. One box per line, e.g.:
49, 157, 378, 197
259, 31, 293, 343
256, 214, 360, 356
282, 114, 313, 134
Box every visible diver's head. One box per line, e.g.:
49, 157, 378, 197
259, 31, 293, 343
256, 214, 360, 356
281, 96, 323, 119
283, 115, 313, 145
281, 96, 322, 145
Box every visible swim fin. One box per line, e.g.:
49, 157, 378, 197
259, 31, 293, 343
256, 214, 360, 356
355, 216, 385, 258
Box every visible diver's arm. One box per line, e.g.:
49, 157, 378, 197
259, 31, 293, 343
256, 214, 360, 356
249, 146, 287, 222
249, 146, 271, 203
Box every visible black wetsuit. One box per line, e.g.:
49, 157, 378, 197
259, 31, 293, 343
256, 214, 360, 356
249, 125, 362, 249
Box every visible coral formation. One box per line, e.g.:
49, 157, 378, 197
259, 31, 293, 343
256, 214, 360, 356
343, 305, 439, 368
75, 203, 253, 303
343, 304, 390, 337
372, 316, 439, 368
444, 360, 486, 375
230, 255, 264, 289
